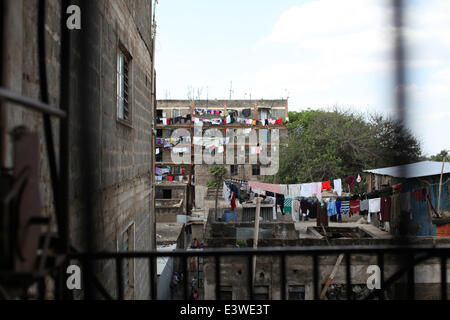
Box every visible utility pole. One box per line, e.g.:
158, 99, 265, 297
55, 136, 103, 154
437, 151, 449, 214
229, 81, 233, 100
252, 197, 262, 285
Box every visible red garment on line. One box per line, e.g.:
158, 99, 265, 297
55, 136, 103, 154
230, 192, 236, 210
380, 197, 391, 222
321, 181, 332, 192
345, 176, 356, 192
168, 176, 174, 181
275, 118, 282, 125
350, 200, 360, 214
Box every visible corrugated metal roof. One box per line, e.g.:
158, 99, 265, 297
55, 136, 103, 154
363, 161, 450, 179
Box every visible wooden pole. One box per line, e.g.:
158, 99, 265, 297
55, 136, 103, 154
320, 254, 344, 300
252, 197, 262, 285
437, 154, 447, 214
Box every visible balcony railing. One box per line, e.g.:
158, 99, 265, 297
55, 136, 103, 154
68, 244, 450, 300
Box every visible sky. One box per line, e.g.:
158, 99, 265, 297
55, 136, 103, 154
155, 0, 450, 156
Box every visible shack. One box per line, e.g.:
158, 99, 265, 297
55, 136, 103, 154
364, 161, 450, 236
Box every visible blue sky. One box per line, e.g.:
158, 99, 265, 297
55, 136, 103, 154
155, 0, 450, 156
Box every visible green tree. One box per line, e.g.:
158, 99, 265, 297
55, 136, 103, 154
206, 165, 228, 216
274, 108, 423, 191
430, 150, 449, 162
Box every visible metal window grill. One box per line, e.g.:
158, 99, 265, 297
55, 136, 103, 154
0, 0, 448, 301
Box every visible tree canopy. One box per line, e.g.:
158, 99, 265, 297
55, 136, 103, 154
271, 108, 422, 188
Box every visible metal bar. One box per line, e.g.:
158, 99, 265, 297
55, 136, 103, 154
67, 244, 450, 260
0, 0, 6, 167
116, 257, 124, 300
441, 256, 447, 301
313, 254, 319, 300
280, 254, 286, 300
149, 257, 156, 300
345, 253, 351, 300
248, 255, 253, 300
183, 256, 188, 300
215, 255, 221, 300
407, 253, 415, 300
0, 87, 66, 118
377, 253, 385, 300
59, 0, 71, 259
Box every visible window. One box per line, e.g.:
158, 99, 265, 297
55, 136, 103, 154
220, 286, 233, 300
172, 109, 180, 117
156, 129, 163, 138
252, 165, 260, 176
230, 165, 239, 176
163, 189, 172, 199
254, 286, 269, 300
118, 223, 135, 299
288, 285, 305, 300
117, 46, 132, 122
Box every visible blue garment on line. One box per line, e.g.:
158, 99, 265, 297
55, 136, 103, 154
327, 201, 337, 216
336, 201, 342, 221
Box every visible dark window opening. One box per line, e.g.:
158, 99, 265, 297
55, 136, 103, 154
254, 286, 269, 300
252, 165, 260, 176
163, 189, 172, 199
288, 285, 305, 300
220, 286, 233, 300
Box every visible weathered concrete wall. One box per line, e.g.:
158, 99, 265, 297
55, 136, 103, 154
203, 254, 450, 300
4, 0, 154, 300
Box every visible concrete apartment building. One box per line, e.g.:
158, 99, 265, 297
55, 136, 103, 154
1, 0, 155, 299
155, 99, 289, 220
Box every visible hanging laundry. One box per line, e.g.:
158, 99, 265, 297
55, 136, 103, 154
284, 196, 293, 214
222, 182, 231, 204
292, 199, 301, 222
327, 201, 337, 216
360, 199, 369, 214
242, 109, 251, 117
333, 179, 342, 196
321, 181, 332, 192
349, 200, 360, 215
317, 202, 328, 227
345, 176, 356, 192
380, 197, 391, 222
300, 183, 313, 197
230, 192, 236, 210
311, 182, 322, 201
276, 194, 285, 214
336, 201, 342, 221
279, 184, 288, 196
369, 198, 381, 213
288, 184, 302, 197
340, 201, 350, 215
356, 174, 362, 183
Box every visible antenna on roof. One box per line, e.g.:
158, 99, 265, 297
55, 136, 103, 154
229, 81, 234, 100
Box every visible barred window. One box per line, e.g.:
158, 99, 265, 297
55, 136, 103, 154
118, 223, 135, 298
117, 47, 132, 122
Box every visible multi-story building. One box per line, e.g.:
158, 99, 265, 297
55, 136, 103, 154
154, 99, 289, 217
1, 0, 155, 299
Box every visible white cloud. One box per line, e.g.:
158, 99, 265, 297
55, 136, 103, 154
240, 0, 450, 154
